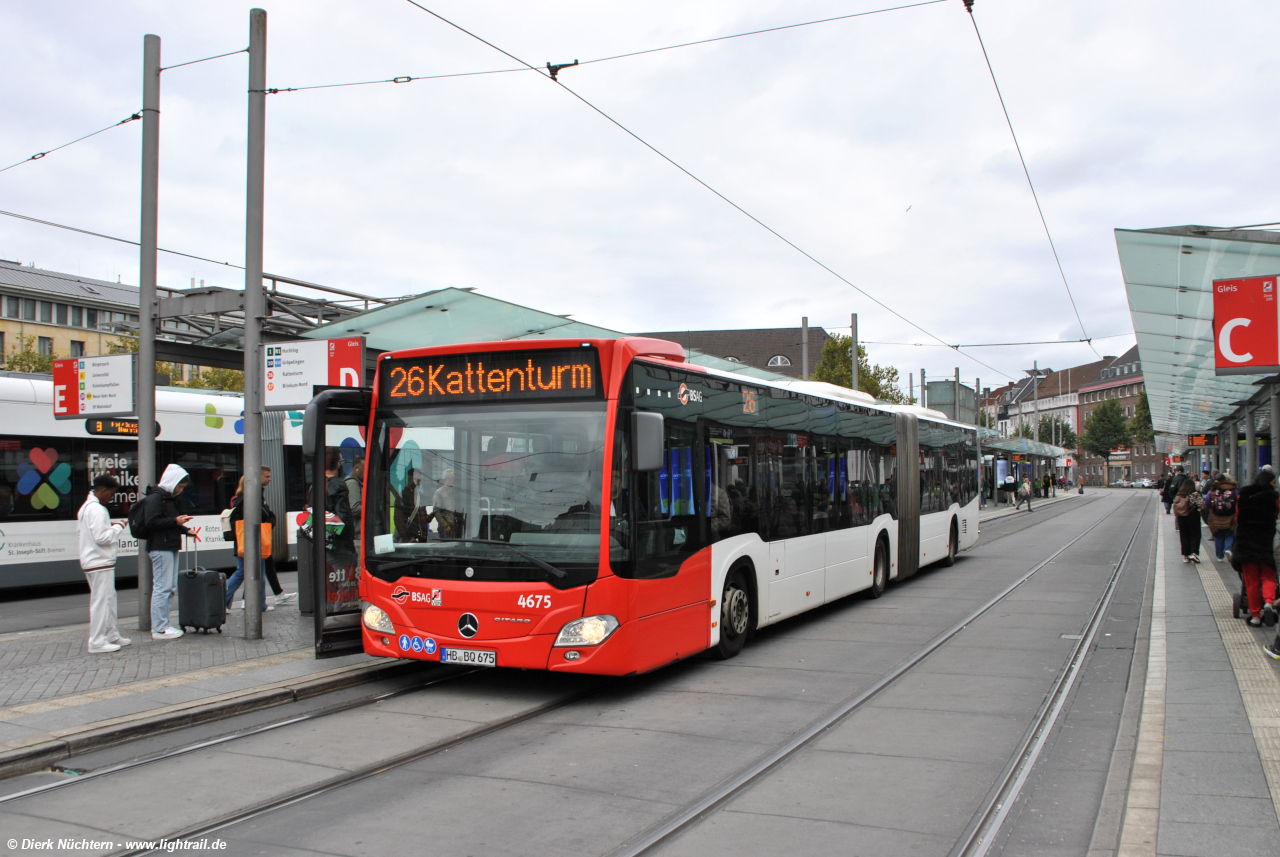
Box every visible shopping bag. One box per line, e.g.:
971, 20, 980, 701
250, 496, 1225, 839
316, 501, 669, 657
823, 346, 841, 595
235, 520, 273, 558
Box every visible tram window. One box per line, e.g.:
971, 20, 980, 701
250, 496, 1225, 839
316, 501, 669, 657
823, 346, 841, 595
160, 442, 241, 515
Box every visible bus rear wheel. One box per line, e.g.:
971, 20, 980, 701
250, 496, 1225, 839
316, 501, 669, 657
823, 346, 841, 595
714, 568, 751, 659
867, 539, 888, 599
941, 520, 958, 567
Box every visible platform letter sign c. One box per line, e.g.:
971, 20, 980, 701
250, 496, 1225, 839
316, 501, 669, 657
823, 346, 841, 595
1213, 275, 1280, 375
1218, 318, 1253, 363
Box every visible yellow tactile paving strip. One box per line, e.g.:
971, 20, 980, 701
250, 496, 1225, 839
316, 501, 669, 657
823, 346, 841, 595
1194, 551, 1280, 826
1117, 513, 1166, 857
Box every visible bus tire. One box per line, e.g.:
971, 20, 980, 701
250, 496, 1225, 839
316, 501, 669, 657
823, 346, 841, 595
713, 567, 752, 659
867, 537, 888, 599
941, 519, 958, 567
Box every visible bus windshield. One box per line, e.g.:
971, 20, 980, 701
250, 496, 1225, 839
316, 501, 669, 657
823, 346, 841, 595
364, 402, 607, 582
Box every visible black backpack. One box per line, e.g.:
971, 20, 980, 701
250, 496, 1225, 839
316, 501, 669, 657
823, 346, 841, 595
128, 489, 154, 540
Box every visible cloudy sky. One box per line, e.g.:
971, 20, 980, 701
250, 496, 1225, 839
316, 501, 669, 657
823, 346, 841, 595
1, 0, 1276, 391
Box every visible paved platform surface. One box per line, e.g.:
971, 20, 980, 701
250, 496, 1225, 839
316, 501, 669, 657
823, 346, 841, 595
0, 571, 392, 762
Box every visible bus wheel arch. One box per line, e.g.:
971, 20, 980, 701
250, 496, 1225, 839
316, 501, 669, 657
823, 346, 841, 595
713, 560, 756, 659
942, 517, 958, 567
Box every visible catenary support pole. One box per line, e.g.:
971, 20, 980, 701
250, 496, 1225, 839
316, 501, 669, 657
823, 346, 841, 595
921, 368, 927, 409
801, 316, 809, 381
137, 34, 160, 634
1032, 360, 1040, 443
850, 313, 858, 393
242, 8, 267, 640
953, 367, 960, 422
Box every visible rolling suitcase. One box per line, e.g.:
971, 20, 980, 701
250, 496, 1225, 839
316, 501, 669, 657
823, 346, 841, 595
178, 533, 226, 634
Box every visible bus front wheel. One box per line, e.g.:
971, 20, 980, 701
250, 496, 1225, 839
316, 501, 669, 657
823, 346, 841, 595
713, 568, 751, 659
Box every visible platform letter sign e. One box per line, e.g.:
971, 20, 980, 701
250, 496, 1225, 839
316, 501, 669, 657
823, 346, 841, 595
1213, 275, 1280, 375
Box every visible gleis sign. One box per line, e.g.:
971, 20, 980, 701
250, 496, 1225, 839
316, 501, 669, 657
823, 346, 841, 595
262, 337, 364, 410
52, 354, 136, 419
1214, 275, 1280, 374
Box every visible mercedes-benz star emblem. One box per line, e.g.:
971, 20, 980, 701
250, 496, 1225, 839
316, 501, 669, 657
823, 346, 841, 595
458, 613, 479, 638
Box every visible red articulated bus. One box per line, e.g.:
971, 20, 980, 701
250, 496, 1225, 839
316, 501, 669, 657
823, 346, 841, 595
350, 337, 979, 674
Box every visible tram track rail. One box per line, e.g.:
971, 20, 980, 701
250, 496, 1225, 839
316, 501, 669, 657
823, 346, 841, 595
0, 665, 482, 806
609, 491, 1150, 857
4, 492, 1145, 857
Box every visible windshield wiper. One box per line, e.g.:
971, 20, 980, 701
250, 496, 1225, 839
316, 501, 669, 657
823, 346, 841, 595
446, 538, 569, 580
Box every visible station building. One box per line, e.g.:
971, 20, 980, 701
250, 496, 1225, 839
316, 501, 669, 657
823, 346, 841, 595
0, 259, 139, 361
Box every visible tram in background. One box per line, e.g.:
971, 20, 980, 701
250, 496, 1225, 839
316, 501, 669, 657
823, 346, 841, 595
349, 337, 980, 674
0, 374, 310, 589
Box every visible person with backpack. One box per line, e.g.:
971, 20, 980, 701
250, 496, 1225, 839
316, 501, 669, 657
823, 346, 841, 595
134, 463, 194, 640
1015, 476, 1033, 512
1204, 474, 1239, 562
1234, 469, 1278, 628
1173, 479, 1203, 562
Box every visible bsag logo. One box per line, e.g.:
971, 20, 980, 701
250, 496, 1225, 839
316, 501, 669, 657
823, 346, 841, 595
391, 586, 442, 606
677, 383, 702, 405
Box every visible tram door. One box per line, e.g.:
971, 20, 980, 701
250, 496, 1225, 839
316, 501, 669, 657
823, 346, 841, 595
302, 388, 371, 658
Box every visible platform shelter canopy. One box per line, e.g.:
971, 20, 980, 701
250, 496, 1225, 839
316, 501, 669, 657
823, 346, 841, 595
1116, 226, 1280, 449
302, 286, 797, 383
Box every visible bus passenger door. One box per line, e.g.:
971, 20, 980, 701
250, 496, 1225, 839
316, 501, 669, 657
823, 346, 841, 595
302, 388, 371, 658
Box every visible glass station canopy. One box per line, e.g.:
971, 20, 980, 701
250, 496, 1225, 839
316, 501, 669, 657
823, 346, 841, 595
1116, 226, 1280, 448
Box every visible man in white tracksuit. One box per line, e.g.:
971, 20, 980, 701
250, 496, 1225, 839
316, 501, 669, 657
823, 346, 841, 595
77, 474, 131, 654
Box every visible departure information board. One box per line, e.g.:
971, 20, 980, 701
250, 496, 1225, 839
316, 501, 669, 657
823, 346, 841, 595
379, 348, 600, 405
1187, 433, 1218, 447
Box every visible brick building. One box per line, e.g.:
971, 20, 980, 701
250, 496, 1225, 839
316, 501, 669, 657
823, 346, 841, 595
1077, 346, 1162, 485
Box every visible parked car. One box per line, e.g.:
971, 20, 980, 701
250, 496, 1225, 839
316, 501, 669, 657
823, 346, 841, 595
1112, 479, 1131, 488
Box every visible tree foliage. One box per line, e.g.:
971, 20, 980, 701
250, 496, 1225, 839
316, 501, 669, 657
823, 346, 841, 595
1081, 398, 1132, 463
5, 335, 54, 373
105, 336, 244, 391
1130, 391, 1154, 444
813, 335, 911, 404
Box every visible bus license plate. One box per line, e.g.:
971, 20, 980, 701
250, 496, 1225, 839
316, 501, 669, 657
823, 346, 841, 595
441, 648, 496, 667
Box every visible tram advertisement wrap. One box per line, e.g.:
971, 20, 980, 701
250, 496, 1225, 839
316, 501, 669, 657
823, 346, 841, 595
0, 515, 226, 565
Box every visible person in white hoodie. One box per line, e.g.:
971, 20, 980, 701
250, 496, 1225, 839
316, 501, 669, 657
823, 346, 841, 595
77, 474, 131, 653
140, 463, 194, 640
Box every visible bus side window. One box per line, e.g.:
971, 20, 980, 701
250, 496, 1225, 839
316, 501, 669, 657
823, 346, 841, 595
633, 418, 700, 578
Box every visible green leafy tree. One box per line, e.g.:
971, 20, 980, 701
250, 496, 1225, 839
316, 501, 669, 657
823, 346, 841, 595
1038, 415, 1078, 449
1081, 399, 1132, 484
1130, 391, 1154, 444
813, 334, 911, 403
105, 336, 243, 391
5, 335, 54, 373
978, 408, 995, 429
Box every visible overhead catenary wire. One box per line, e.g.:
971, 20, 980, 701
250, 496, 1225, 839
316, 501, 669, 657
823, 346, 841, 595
160, 47, 248, 71
0, 112, 141, 176
259, 0, 948, 95
400, 0, 1013, 381
963, 1, 1100, 360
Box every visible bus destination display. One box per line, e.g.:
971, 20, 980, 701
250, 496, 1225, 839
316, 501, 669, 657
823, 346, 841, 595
381, 348, 599, 405
1187, 432, 1218, 447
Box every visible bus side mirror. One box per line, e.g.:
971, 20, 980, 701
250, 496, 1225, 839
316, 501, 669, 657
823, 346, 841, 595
632, 412, 665, 472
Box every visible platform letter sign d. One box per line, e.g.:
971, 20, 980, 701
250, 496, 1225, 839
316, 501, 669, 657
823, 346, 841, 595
1213, 275, 1280, 375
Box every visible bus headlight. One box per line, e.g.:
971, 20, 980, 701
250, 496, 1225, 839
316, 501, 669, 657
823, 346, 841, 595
554, 615, 619, 647
362, 602, 395, 634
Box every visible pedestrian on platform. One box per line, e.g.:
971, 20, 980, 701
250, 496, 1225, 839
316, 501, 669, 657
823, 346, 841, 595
345, 456, 364, 543
77, 474, 131, 654
141, 463, 194, 640
1234, 469, 1278, 628
1172, 479, 1203, 563
226, 472, 275, 613
1015, 477, 1033, 512
1162, 467, 1186, 514
1204, 474, 1239, 562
